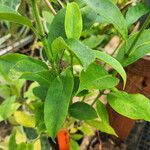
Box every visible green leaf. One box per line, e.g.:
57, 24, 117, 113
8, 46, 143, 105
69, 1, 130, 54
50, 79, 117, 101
17, 143, 27, 150
79, 123, 94, 136
126, 3, 150, 27
0, 5, 36, 33
9, 57, 48, 80
107, 91, 150, 121
0, 53, 27, 74
48, 9, 66, 45
69, 102, 97, 120
0, 96, 17, 121
70, 139, 80, 150
42, 11, 54, 29
83, 0, 128, 39
8, 131, 17, 150
78, 63, 119, 92
96, 101, 109, 123
44, 68, 74, 140
81, 6, 97, 30
82, 35, 106, 49
86, 120, 117, 136
65, 2, 82, 39
0, 53, 48, 82
20, 71, 55, 86
94, 50, 126, 87
66, 39, 95, 70
34, 102, 46, 133
116, 29, 150, 67
33, 86, 48, 101
40, 136, 50, 150
14, 111, 35, 128
51, 36, 69, 61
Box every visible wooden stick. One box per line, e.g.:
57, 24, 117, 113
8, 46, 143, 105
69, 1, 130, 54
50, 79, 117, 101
0, 35, 34, 56
44, 0, 57, 15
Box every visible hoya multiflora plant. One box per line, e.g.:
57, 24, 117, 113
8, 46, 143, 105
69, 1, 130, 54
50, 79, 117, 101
0, 0, 150, 148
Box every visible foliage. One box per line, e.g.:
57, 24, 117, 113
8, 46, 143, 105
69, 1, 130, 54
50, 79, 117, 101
0, 0, 150, 149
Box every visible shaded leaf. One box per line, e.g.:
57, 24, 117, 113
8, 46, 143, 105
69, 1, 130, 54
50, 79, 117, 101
48, 9, 66, 45
0, 5, 36, 33
83, 0, 128, 39
33, 86, 48, 101
82, 35, 106, 49
69, 102, 97, 120
116, 29, 150, 67
126, 3, 150, 27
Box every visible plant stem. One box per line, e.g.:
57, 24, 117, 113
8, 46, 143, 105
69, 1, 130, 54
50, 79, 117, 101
44, 0, 57, 15
91, 91, 103, 106
70, 52, 73, 74
31, 0, 57, 74
126, 14, 150, 56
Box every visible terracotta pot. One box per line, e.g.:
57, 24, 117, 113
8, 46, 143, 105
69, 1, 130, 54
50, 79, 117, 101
108, 56, 150, 141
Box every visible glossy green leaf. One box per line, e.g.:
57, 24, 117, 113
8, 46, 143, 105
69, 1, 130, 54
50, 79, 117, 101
78, 63, 119, 92
69, 102, 97, 120
65, 2, 82, 39
0, 96, 18, 121
83, 0, 128, 39
86, 120, 117, 136
48, 9, 66, 45
0, 5, 36, 33
66, 39, 95, 70
44, 68, 74, 140
126, 3, 150, 27
107, 91, 150, 121
94, 50, 126, 87
96, 101, 109, 123
116, 29, 150, 67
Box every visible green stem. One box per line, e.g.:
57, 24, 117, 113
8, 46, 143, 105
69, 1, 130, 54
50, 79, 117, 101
31, 0, 57, 73
91, 91, 103, 106
126, 15, 150, 56
70, 52, 73, 74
